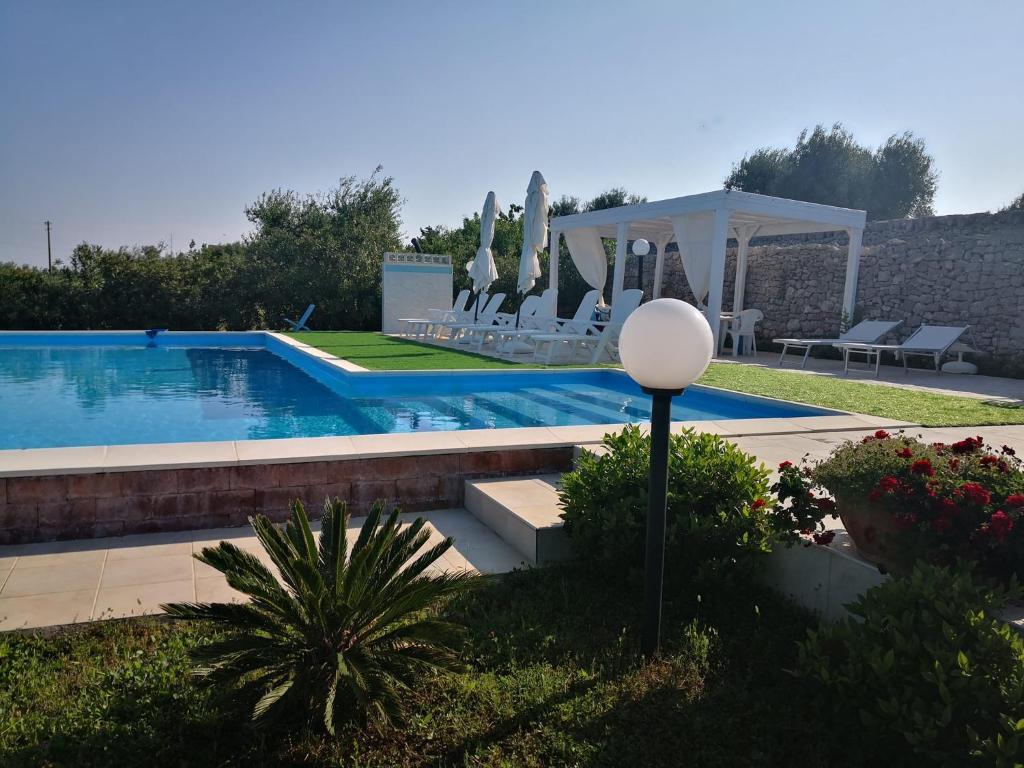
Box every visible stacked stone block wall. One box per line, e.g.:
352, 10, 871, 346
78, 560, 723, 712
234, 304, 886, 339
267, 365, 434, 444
625, 210, 1024, 374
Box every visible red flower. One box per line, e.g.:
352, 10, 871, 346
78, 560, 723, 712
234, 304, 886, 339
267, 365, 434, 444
778, 461, 793, 470
815, 497, 837, 513
949, 458, 960, 471
932, 516, 953, 533
911, 459, 935, 476
812, 530, 836, 547
868, 489, 883, 503
878, 476, 900, 492
951, 436, 983, 455
935, 498, 959, 517
1005, 494, 1024, 508
896, 447, 914, 459
751, 499, 766, 510
1002, 445, 1016, 457
874, 430, 890, 439
956, 482, 992, 507
988, 510, 1014, 542
980, 455, 1000, 467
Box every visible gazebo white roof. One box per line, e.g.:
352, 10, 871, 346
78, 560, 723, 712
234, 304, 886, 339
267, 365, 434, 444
546, 189, 867, 352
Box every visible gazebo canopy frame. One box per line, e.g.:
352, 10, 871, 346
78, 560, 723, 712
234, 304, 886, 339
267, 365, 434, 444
547, 189, 867, 352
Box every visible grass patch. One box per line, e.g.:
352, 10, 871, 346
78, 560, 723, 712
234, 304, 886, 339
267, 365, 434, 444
289, 331, 1023, 427
699, 364, 1024, 427
0, 562, 837, 767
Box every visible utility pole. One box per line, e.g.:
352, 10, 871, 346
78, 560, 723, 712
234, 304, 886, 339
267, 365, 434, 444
44, 220, 52, 272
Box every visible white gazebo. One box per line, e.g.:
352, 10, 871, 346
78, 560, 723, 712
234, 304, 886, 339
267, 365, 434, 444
547, 190, 867, 351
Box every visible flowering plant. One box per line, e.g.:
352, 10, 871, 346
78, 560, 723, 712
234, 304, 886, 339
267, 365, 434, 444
770, 460, 838, 548
808, 430, 1024, 580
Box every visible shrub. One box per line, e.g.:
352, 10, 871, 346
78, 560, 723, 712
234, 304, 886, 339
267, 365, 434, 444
163, 498, 473, 734
558, 425, 774, 579
810, 431, 1024, 580
797, 562, 1024, 766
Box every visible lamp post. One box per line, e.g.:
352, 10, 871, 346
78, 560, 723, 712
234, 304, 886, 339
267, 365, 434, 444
618, 298, 715, 657
632, 237, 649, 291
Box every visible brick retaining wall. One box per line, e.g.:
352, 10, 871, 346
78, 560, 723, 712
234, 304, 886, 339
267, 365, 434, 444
0, 447, 573, 545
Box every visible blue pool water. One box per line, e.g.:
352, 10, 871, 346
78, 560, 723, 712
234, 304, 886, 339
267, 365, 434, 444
0, 332, 834, 449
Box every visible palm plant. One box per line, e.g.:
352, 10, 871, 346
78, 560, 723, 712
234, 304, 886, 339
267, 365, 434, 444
162, 498, 474, 734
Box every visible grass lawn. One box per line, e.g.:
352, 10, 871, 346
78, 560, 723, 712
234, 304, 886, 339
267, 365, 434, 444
700, 363, 1024, 427
290, 332, 1023, 428
0, 562, 840, 768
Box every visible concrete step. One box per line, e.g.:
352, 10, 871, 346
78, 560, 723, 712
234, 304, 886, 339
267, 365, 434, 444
463, 474, 570, 564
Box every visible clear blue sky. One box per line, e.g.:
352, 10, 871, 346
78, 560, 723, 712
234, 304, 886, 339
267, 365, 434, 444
2, 0, 1022, 268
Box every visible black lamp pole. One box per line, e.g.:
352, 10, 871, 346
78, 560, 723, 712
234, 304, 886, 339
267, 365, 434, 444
640, 385, 683, 657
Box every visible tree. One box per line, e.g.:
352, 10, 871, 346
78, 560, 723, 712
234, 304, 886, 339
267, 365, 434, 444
243, 168, 403, 330
725, 124, 938, 220
1001, 192, 1024, 212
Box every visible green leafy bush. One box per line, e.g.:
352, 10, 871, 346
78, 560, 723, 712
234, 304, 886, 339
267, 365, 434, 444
163, 498, 473, 734
558, 425, 774, 579
798, 562, 1024, 766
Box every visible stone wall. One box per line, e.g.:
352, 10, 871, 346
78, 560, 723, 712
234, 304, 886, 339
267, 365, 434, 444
625, 210, 1024, 374
0, 447, 573, 545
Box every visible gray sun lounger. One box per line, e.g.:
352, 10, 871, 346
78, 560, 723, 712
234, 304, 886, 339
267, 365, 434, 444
774, 320, 902, 368
835, 324, 969, 376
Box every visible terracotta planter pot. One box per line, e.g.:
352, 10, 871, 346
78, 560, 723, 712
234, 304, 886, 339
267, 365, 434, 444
834, 493, 906, 573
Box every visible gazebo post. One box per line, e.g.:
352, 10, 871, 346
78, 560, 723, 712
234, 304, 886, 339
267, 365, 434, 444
548, 228, 560, 292
705, 208, 731, 355
652, 235, 670, 299
841, 226, 864, 327
732, 224, 758, 313
612, 222, 628, 304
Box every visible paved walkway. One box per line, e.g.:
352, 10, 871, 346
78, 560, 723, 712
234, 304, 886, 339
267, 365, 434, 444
0, 509, 525, 631
4, 424, 1024, 632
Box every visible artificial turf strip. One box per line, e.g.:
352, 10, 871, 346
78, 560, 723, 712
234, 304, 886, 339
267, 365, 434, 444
289, 332, 1024, 428
699, 363, 1024, 428
287, 331, 542, 370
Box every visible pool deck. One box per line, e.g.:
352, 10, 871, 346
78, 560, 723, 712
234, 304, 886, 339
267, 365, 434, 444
5, 422, 1023, 632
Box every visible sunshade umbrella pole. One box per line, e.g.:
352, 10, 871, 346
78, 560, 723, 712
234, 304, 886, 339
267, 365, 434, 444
510, 171, 549, 346
467, 191, 501, 327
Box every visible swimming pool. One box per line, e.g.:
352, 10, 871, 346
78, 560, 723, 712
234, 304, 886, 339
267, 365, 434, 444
0, 332, 835, 450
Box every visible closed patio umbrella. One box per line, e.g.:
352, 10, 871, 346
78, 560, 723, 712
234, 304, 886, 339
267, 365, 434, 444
516, 171, 549, 326
468, 191, 501, 320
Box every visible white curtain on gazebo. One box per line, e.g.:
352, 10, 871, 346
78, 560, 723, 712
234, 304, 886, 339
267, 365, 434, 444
671, 212, 714, 305
563, 227, 608, 299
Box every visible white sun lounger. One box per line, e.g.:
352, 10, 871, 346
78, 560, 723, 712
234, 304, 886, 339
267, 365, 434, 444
398, 289, 471, 339
836, 324, 969, 376
438, 293, 507, 342
531, 289, 644, 365
774, 319, 903, 369
461, 293, 549, 350
493, 289, 601, 352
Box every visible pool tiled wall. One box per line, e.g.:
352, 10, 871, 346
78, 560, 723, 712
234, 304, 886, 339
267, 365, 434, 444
0, 447, 572, 544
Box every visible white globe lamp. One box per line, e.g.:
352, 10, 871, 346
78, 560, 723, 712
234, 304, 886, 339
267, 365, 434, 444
620, 299, 714, 392
618, 298, 714, 657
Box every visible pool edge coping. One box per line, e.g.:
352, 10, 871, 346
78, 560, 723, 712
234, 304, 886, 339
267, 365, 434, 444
0, 413, 918, 478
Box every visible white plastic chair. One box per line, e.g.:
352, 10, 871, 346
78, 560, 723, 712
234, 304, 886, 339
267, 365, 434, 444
725, 309, 763, 357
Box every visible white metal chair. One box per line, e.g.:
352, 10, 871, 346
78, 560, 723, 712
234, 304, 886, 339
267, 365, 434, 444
724, 309, 763, 357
